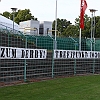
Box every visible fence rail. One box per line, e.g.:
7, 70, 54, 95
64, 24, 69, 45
0, 25, 100, 85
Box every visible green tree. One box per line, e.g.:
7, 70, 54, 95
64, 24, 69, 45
16, 9, 37, 24
52, 18, 72, 36
1, 9, 38, 24
95, 16, 100, 38
14, 17, 20, 25
74, 14, 91, 38
62, 25, 79, 37
2, 11, 10, 19
75, 14, 100, 38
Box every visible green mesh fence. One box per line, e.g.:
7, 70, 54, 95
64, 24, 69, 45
1, 24, 100, 85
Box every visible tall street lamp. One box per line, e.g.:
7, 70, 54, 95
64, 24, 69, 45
11, 8, 17, 33
89, 9, 97, 51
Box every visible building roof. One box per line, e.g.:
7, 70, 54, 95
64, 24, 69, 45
0, 15, 19, 30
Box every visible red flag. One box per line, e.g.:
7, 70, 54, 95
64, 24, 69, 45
80, 0, 87, 29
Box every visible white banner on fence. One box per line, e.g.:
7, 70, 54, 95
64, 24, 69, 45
54, 50, 100, 59
0, 46, 47, 59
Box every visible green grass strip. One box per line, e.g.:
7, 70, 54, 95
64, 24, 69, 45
0, 75, 100, 100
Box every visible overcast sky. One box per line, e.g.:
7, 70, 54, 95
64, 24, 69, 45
0, 0, 100, 24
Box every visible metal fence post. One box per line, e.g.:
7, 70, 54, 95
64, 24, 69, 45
54, 40, 57, 49
32, 35, 37, 47
52, 40, 55, 78
93, 38, 95, 74
69, 37, 77, 75
8, 32, 9, 47
87, 38, 95, 74
74, 42, 77, 75
36, 38, 37, 47
48, 35, 54, 78
24, 36, 27, 82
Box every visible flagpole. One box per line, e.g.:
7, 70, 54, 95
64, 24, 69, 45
55, 0, 57, 41
79, 28, 81, 51
55, 0, 57, 49
79, 0, 87, 51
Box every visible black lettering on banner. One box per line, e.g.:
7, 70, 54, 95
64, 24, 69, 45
40, 50, 43, 58
6, 48, 10, 57
85, 52, 88, 58
0, 47, 47, 59
76, 52, 78, 58
12, 49, 16, 58
90, 52, 94, 58
95, 52, 97, 58
76, 52, 80, 58
1, 48, 5, 57
82, 52, 84, 58
90, 52, 91, 58
53, 50, 100, 59
43, 50, 46, 58
73, 51, 75, 58
55, 50, 59, 58
70, 51, 73, 58
92, 52, 94, 58
67, 51, 70, 58
26, 50, 29, 58
60, 51, 62, 58
63, 51, 66, 58
35, 50, 38, 58
21, 50, 25, 58
90, 52, 92, 58
76, 52, 81, 58
79, 52, 81, 58
98, 52, 100, 58
30, 50, 34, 58
71, 51, 75, 58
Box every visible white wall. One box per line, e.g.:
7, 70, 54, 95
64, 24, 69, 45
19, 20, 31, 33
39, 21, 52, 36
19, 20, 39, 35
30, 20, 39, 35
0, 15, 19, 31
19, 20, 52, 36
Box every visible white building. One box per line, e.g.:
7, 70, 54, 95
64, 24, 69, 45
0, 15, 19, 31
0, 15, 52, 36
19, 20, 52, 36
19, 20, 39, 35
39, 21, 52, 36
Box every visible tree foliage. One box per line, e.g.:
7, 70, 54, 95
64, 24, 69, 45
2, 11, 10, 19
74, 14, 91, 38
74, 14, 100, 38
1, 9, 100, 38
95, 16, 100, 38
1, 9, 37, 24
52, 18, 72, 35
52, 14, 100, 38
62, 25, 79, 37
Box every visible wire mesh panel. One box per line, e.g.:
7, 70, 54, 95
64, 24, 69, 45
25, 35, 53, 80
53, 37, 100, 77
1, 25, 100, 85
53, 59, 74, 77
0, 28, 26, 83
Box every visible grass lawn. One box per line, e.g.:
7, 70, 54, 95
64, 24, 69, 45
0, 75, 100, 100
